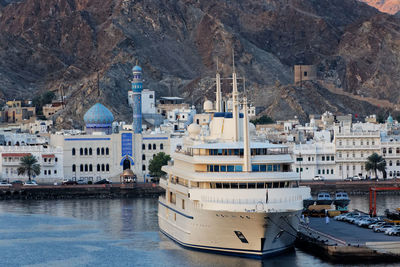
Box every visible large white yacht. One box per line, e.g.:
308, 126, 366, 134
158, 68, 311, 258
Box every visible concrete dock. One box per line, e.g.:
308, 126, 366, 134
300, 180, 400, 194
296, 217, 400, 263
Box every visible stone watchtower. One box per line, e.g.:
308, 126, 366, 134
131, 65, 143, 134
294, 65, 316, 84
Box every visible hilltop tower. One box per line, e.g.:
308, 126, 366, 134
131, 64, 143, 133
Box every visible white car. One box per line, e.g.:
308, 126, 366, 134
313, 176, 325, 181
23, 180, 38, 186
0, 181, 12, 187
385, 226, 400, 235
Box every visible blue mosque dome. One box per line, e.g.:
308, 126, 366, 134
84, 103, 114, 126
132, 65, 142, 72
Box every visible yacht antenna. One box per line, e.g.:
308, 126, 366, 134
232, 49, 239, 141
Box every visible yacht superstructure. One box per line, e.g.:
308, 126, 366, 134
158, 65, 311, 258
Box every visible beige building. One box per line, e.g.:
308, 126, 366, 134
334, 125, 381, 179
43, 102, 63, 118
294, 65, 316, 84
1, 100, 36, 123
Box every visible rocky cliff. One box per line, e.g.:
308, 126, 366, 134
0, 0, 399, 127
360, 0, 400, 14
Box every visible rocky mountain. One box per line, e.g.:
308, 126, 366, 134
359, 0, 400, 14
0, 0, 399, 127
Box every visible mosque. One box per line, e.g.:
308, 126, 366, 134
50, 65, 170, 183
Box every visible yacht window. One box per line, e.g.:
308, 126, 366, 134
220, 165, 226, 172
257, 183, 264, 188
266, 183, 272, 188
217, 149, 223, 155
239, 183, 247, 189
273, 165, 278, 172
267, 165, 272, 172
260, 165, 267, 172
231, 183, 238, 188
209, 165, 214, 172
235, 165, 242, 172
222, 183, 230, 189
272, 182, 279, 188
248, 183, 256, 188
227, 165, 234, 172
252, 165, 260, 172
214, 165, 220, 172
216, 183, 222, 189
279, 182, 285, 188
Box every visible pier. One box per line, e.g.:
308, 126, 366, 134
0, 183, 165, 200
296, 217, 400, 263
300, 180, 400, 194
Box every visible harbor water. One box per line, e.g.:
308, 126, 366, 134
0, 196, 398, 267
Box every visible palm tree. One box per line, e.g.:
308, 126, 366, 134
365, 153, 386, 180
17, 155, 41, 182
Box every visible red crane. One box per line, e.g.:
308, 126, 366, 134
369, 186, 400, 216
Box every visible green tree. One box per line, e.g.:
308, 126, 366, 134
365, 153, 386, 180
149, 152, 171, 179
250, 115, 274, 125
17, 155, 41, 181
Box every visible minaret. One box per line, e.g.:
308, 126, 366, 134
132, 64, 143, 134
243, 97, 251, 172
215, 58, 222, 112
232, 51, 239, 142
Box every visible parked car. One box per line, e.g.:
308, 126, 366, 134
385, 226, 400, 235
313, 176, 325, 181
76, 179, 87, 185
374, 224, 394, 233
369, 221, 387, 229
0, 180, 12, 187
358, 218, 380, 227
387, 227, 400, 236
23, 180, 38, 186
62, 180, 77, 185
351, 215, 370, 224
94, 179, 112, 185
11, 180, 23, 185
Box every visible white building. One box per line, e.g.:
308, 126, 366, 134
128, 89, 156, 114
0, 146, 63, 183
381, 133, 400, 178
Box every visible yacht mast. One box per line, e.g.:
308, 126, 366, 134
243, 97, 251, 172
216, 57, 222, 112
232, 50, 239, 142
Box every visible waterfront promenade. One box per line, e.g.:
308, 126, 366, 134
300, 179, 400, 194
0, 183, 164, 200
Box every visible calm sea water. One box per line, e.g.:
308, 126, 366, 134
0, 196, 398, 267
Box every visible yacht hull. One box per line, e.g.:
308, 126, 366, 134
158, 200, 302, 258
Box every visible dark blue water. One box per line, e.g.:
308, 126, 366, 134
0, 197, 397, 267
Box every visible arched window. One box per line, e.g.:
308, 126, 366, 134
160, 144, 164, 150
72, 148, 76, 156
148, 144, 152, 150
389, 148, 393, 154
142, 165, 146, 171
142, 155, 146, 160
84, 148, 88, 155
389, 160, 393, 166
106, 148, 109, 155
80, 164, 83, 172
153, 144, 156, 150
89, 148, 92, 155
72, 164, 76, 172
383, 148, 387, 153
44, 170, 47, 175
142, 144, 145, 150
85, 164, 88, 172
106, 164, 109, 172
55, 157, 58, 162
89, 164, 93, 172
80, 148, 83, 155
97, 164, 100, 172
97, 148, 100, 155
390, 171, 393, 177
397, 160, 400, 166
101, 164, 105, 172
101, 148, 105, 155
397, 148, 400, 154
